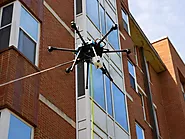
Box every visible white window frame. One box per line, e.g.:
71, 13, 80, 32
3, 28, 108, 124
121, 8, 130, 35
2, 1, 40, 66
135, 122, 145, 139
128, 59, 138, 92
0, 108, 34, 139
180, 83, 185, 100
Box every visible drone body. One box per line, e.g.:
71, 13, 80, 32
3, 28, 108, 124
48, 21, 131, 88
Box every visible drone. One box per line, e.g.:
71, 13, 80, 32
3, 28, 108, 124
48, 21, 131, 89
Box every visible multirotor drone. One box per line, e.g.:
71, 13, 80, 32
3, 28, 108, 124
48, 21, 131, 89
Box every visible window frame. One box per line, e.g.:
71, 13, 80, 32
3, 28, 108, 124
0, 1, 40, 66
0, 109, 34, 139
121, 8, 130, 34
135, 122, 145, 139
128, 59, 137, 91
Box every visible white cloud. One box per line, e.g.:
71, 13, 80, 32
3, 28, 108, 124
128, 0, 185, 63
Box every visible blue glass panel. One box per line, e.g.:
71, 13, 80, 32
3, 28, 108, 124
113, 84, 128, 131
18, 29, 36, 63
128, 60, 135, 77
8, 114, 32, 139
106, 14, 119, 49
20, 7, 38, 41
86, 0, 100, 29
136, 124, 144, 139
100, 5, 106, 35
105, 76, 113, 116
91, 65, 105, 109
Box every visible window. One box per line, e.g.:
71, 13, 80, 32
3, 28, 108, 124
0, 109, 34, 139
128, 60, 136, 90
181, 83, 185, 100
0, 4, 13, 50
138, 92, 146, 120
121, 9, 129, 33
76, 0, 82, 14
100, 5, 106, 35
136, 123, 145, 139
8, 114, 32, 139
0, 2, 40, 65
86, 0, 100, 29
90, 64, 128, 132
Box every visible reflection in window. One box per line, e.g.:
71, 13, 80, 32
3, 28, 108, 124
86, 0, 100, 29
113, 83, 128, 131
1, 4, 13, 27
8, 114, 32, 139
128, 60, 136, 90
91, 65, 105, 110
105, 75, 113, 116
100, 5, 106, 35
121, 9, 129, 33
136, 123, 145, 139
106, 14, 119, 50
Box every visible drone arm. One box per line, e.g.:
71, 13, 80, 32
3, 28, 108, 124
48, 46, 78, 53
71, 21, 86, 45
102, 49, 131, 54
101, 63, 113, 82
97, 24, 118, 46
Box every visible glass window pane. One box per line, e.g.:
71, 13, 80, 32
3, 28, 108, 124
106, 14, 119, 50
129, 74, 136, 90
18, 29, 36, 63
121, 9, 128, 24
136, 123, 145, 139
20, 7, 38, 41
113, 84, 128, 131
86, 0, 100, 29
0, 26, 11, 50
8, 114, 32, 139
128, 60, 135, 77
105, 76, 113, 116
91, 65, 105, 110
1, 4, 13, 27
100, 5, 106, 35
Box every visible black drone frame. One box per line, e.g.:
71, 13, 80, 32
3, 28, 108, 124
48, 21, 131, 89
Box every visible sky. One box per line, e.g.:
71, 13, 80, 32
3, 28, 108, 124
128, 0, 185, 63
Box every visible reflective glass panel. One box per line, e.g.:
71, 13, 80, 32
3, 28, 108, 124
136, 123, 145, 139
113, 83, 128, 131
1, 4, 13, 27
86, 0, 100, 29
106, 14, 119, 50
91, 65, 105, 110
18, 29, 36, 63
100, 5, 106, 35
129, 74, 136, 90
0, 26, 11, 50
20, 7, 38, 41
105, 75, 113, 116
128, 60, 135, 77
8, 114, 32, 139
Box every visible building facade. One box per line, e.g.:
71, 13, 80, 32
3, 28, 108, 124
0, 0, 184, 139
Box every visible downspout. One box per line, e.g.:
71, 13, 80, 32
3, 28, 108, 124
140, 47, 159, 139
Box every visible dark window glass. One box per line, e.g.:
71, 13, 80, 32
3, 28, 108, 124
105, 75, 113, 116
18, 29, 36, 63
106, 14, 119, 50
86, 0, 100, 29
100, 5, 106, 35
136, 123, 145, 139
91, 65, 105, 110
129, 74, 136, 90
77, 63, 85, 97
76, 0, 82, 14
113, 83, 128, 131
0, 26, 11, 50
8, 114, 32, 139
1, 4, 13, 27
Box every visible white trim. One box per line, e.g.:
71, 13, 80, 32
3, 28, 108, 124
43, 1, 75, 38
39, 94, 76, 128
119, 31, 126, 40
137, 84, 147, 97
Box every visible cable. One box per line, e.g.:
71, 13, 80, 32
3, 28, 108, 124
0, 60, 74, 88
